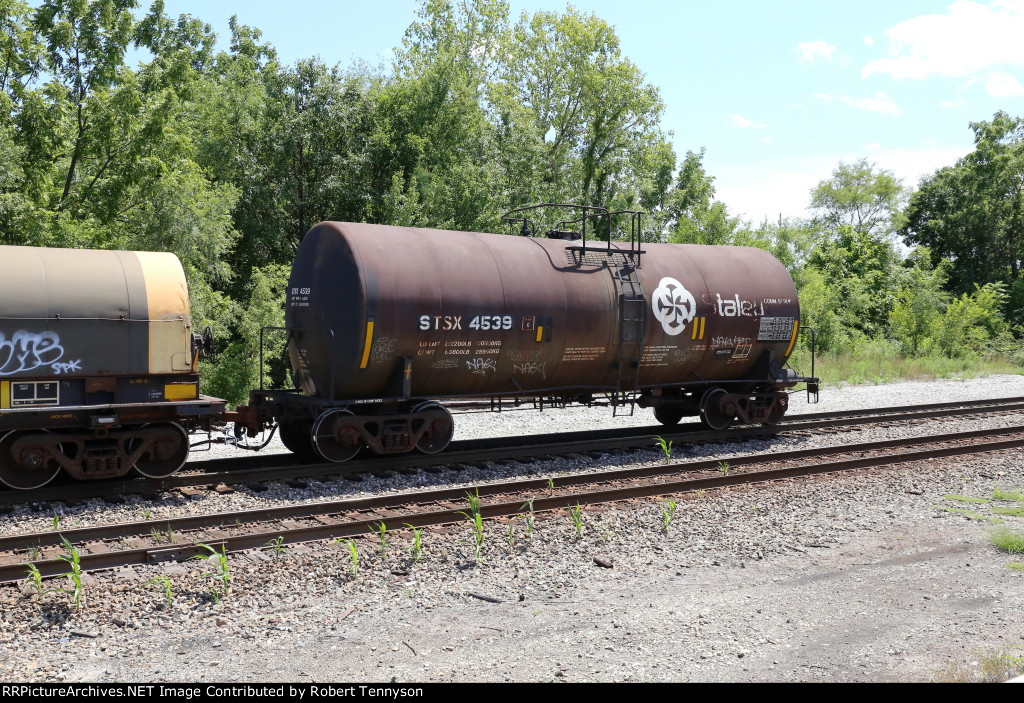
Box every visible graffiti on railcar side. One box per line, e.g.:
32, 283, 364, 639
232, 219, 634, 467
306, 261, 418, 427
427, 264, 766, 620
0, 330, 82, 376
467, 357, 496, 375
370, 336, 397, 363
513, 361, 547, 379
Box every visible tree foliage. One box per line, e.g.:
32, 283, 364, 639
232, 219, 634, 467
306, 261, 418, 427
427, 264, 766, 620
810, 158, 905, 236
902, 111, 1024, 297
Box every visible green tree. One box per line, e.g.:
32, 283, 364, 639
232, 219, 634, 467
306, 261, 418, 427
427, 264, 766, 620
810, 158, 905, 236
902, 111, 1024, 298
490, 4, 673, 210
666, 148, 741, 245
890, 247, 950, 355
805, 225, 901, 340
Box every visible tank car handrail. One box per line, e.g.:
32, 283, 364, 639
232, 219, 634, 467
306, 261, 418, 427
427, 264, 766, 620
501, 204, 647, 265
501, 203, 611, 256
260, 325, 336, 400
573, 209, 645, 265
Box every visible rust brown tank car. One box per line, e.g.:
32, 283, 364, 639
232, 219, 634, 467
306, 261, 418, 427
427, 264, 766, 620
0, 245, 223, 489
237, 207, 817, 462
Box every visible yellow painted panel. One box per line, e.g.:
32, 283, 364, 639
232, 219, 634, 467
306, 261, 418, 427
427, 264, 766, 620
535, 325, 544, 342
164, 383, 198, 400
135, 252, 193, 374
1, 381, 8, 410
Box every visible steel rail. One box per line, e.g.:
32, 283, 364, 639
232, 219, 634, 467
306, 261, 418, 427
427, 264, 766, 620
4, 396, 1024, 507
3, 423, 1024, 585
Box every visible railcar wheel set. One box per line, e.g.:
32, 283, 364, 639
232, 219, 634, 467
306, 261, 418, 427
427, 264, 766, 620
0, 205, 818, 490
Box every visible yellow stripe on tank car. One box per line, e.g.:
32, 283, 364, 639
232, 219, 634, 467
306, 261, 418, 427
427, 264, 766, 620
691, 317, 706, 340
134, 251, 193, 374
536, 325, 544, 342
785, 320, 801, 357
359, 321, 375, 369
1, 381, 8, 410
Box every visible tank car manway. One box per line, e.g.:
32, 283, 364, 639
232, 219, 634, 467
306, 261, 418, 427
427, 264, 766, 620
4, 395, 1024, 506
4, 423, 1024, 585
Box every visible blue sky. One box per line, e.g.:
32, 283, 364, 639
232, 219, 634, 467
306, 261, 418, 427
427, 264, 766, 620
159, 0, 1024, 225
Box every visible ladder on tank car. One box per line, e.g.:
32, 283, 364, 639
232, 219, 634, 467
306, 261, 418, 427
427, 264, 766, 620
612, 258, 646, 416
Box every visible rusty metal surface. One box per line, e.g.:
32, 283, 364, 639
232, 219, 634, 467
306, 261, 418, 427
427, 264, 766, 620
286, 223, 802, 402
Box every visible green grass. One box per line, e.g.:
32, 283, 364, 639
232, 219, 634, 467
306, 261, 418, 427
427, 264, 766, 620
790, 346, 1023, 388
1005, 562, 1024, 572
992, 488, 1024, 503
988, 528, 1024, 554
933, 506, 999, 521
931, 646, 1024, 683
942, 494, 990, 503
992, 506, 1024, 517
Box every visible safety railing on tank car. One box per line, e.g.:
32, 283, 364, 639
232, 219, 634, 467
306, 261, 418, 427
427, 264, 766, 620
502, 204, 646, 265
259, 325, 337, 400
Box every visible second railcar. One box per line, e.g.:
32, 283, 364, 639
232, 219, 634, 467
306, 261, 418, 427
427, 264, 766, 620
235, 219, 816, 462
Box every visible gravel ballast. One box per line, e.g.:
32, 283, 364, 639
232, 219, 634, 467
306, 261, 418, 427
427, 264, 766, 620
2, 375, 1024, 683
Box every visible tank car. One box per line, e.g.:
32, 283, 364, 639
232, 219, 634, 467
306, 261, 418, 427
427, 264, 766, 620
0, 245, 223, 489
234, 206, 818, 462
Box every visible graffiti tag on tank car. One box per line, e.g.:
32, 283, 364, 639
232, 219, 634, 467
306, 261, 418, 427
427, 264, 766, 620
370, 337, 397, 362
0, 330, 81, 376
652, 278, 696, 336
467, 357, 496, 375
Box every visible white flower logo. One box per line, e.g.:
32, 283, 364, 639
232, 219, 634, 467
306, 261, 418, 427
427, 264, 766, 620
652, 277, 696, 336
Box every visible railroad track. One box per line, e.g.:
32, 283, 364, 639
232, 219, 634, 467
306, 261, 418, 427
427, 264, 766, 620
3, 421, 1024, 585
3, 394, 1024, 507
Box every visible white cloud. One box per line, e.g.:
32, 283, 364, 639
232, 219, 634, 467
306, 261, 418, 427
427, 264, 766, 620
796, 40, 838, 63
813, 91, 902, 115
714, 144, 972, 224
730, 114, 767, 129
863, 35, 875, 47
862, 0, 1024, 80
983, 71, 1024, 96
870, 144, 974, 187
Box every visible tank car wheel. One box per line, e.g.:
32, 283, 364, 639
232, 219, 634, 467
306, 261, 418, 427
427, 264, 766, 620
279, 421, 316, 457
763, 407, 786, 426
131, 423, 190, 479
0, 430, 62, 490
698, 388, 734, 431
653, 405, 686, 426
411, 402, 455, 455
312, 409, 361, 463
